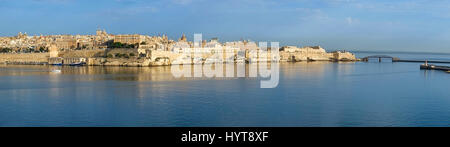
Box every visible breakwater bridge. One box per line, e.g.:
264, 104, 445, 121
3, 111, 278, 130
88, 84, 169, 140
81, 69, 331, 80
361, 55, 398, 62
362, 55, 450, 72
362, 55, 450, 64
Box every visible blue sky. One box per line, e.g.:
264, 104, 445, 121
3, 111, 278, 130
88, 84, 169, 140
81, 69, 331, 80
1, 0, 450, 52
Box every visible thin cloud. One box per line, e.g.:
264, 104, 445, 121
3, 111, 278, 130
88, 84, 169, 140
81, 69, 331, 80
172, 0, 193, 5
345, 17, 359, 25
31, 0, 73, 4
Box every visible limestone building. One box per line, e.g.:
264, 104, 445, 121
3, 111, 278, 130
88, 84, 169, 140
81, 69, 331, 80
114, 34, 145, 45
49, 44, 59, 58
55, 35, 77, 50
280, 46, 356, 61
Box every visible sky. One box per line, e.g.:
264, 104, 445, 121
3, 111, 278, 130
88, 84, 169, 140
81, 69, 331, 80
1, 0, 450, 52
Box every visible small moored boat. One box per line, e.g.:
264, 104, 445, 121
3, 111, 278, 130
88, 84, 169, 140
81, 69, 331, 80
69, 62, 85, 66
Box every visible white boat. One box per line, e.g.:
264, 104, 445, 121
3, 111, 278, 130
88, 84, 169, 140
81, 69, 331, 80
205, 58, 222, 64
51, 69, 62, 73
236, 57, 246, 64
193, 57, 204, 65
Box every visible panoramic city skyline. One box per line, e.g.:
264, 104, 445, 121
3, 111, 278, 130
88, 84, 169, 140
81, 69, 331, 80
3, 0, 450, 139
1, 0, 450, 52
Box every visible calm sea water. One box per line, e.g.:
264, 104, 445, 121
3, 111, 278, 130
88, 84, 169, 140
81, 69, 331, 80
1, 52, 450, 127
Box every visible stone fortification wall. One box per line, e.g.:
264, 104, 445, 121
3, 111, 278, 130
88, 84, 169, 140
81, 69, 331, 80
151, 50, 182, 63
279, 46, 357, 61
331, 52, 357, 61
59, 49, 106, 58
280, 51, 332, 61
105, 48, 138, 58
0, 53, 49, 63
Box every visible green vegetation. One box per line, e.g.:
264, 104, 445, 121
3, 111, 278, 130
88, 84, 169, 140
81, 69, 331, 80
0, 48, 12, 53
113, 53, 134, 58
115, 53, 122, 58
39, 47, 48, 52
109, 42, 136, 49
107, 54, 113, 58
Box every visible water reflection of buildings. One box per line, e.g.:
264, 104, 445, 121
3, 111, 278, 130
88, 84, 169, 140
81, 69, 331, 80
61, 65, 275, 82
1, 63, 355, 82
0, 64, 271, 82
48, 75, 62, 99
333, 62, 356, 76
280, 62, 356, 79
281, 62, 329, 78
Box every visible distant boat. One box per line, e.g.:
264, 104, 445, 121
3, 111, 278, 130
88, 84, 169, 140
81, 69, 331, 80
69, 62, 85, 66
51, 69, 61, 73
193, 57, 204, 64
51, 63, 63, 66
236, 57, 246, 64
